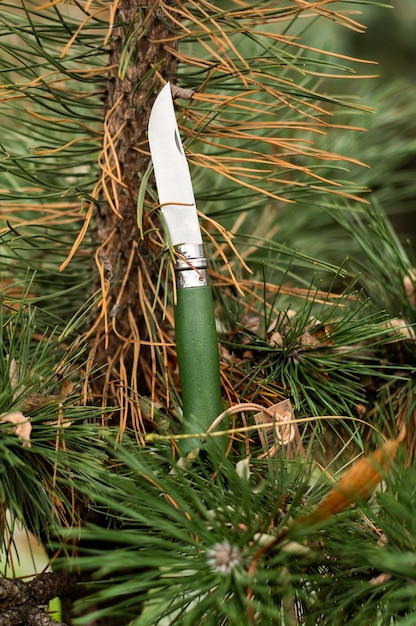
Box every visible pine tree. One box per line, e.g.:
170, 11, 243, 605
0, 1, 415, 624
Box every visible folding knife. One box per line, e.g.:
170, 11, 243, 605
148, 83, 223, 454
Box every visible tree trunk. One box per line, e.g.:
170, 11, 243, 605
92, 0, 178, 429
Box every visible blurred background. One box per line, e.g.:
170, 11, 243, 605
308, 0, 416, 242
341, 0, 416, 81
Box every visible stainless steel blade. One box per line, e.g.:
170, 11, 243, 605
148, 83, 202, 246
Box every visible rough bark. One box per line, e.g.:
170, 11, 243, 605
93, 0, 178, 397
0, 573, 81, 626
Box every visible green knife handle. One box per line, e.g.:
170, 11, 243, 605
174, 285, 223, 455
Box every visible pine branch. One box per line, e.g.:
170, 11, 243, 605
54, 432, 415, 625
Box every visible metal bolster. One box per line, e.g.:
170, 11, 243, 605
175, 244, 209, 288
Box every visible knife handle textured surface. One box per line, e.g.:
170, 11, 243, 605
174, 286, 224, 454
